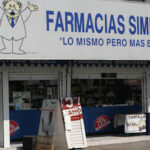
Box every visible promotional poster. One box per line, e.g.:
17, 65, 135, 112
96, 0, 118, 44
125, 114, 146, 133
13, 92, 31, 110
37, 99, 57, 150
61, 97, 87, 149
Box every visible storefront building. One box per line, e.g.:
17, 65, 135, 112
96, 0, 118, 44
0, 60, 149, 148
1, 0, 150, 148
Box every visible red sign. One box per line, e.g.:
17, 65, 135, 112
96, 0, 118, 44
10, 120, 19, 136
61, 97, 82, 121
61, 97, 80, 110
94, 115, 110, 131
68, 106, 83, 121
61, 97, 87, 149
71, 114, 83, 121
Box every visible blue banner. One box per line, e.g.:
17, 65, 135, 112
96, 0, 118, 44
82, 105, 142, 134
10, 110, 41, 140
10, 105, 142, 140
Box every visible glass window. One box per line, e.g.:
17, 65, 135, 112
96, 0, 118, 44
72, 79, 142, 107
9, 80, 58, 110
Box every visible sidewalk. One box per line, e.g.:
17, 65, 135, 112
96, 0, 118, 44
1, 134, 150, 150
86, 141, 150, 150
87, 134, 150, 146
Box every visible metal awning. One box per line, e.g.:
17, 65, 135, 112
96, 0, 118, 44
0, 60, 69, 67
0, 60, 149, 67
71, 60, 150, 67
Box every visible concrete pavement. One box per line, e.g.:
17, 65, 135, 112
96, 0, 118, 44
1, 134, 150, 150
87, 135, 150, 146
85, 141, 150, 150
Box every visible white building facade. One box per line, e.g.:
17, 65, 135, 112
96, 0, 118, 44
1, 0, 150, 148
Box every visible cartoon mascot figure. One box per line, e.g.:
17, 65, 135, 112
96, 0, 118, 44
0, 0, 38, 54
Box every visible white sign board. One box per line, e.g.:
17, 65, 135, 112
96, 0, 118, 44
61, 97, 87, 149
1, 0, 150, 60
37, 99, 57, 150
38, 99, 57, 137
125, 114, 146, 133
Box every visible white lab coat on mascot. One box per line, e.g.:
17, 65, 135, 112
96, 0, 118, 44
0, 7, 31, 46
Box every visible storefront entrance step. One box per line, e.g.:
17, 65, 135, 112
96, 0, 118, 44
0, 147, 22, 150
87, 135, 150, 146
0, 143, 22, 150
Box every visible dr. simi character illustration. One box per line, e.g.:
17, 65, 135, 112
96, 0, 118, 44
0, 0, 38, 54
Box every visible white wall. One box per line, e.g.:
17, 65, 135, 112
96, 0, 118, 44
2, 72, 10, 148
0, 73, 10, 148
0, 78, 4, 147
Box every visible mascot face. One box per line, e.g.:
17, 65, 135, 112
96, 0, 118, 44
3, 0, 22, 18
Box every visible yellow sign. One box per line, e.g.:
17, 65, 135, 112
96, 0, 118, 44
36, 137, 54, 150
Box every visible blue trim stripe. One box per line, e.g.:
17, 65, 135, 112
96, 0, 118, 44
0, 60, 150, 67
71, 60, 150, 67
0, 60, 69, 67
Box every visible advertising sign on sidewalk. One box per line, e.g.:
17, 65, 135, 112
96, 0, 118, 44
36, 99, 57, 150
125, 114, 146, 133
61, 97, 87, 149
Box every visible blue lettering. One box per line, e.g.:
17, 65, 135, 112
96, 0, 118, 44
141, 40, 145, 47
129, 16, 136, 35
122, 39, 127, 47
130, 39, 136, 46
107, 38, 111, 45
140, 17, 149, 35
63, 37, 67, 45
55, 11, 64, 31
74, 13, 85, 32
68, 37, 74, 45
106, 38, 127, 46
112, 39, 116, 46
137, 16, 139, 35
130, 39, 145, 47
46, 11, 54, 31
117, 15, 125, 34
105, 14, 107, 33
108, 15, 117, 34
92, 38, 97, 45
86, 13, 94, 33
136, 40, 140, 46
95, 13, 103, 33
63, 37, 74, 45
77, 38, 83, 45
86, 38, 91, 46
98, 38, 104, 46
147, 40, 150, 47
65, 12, 74, 32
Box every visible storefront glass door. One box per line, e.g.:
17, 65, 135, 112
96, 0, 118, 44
9, 80, 58, 110
9, 79, 58, 140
